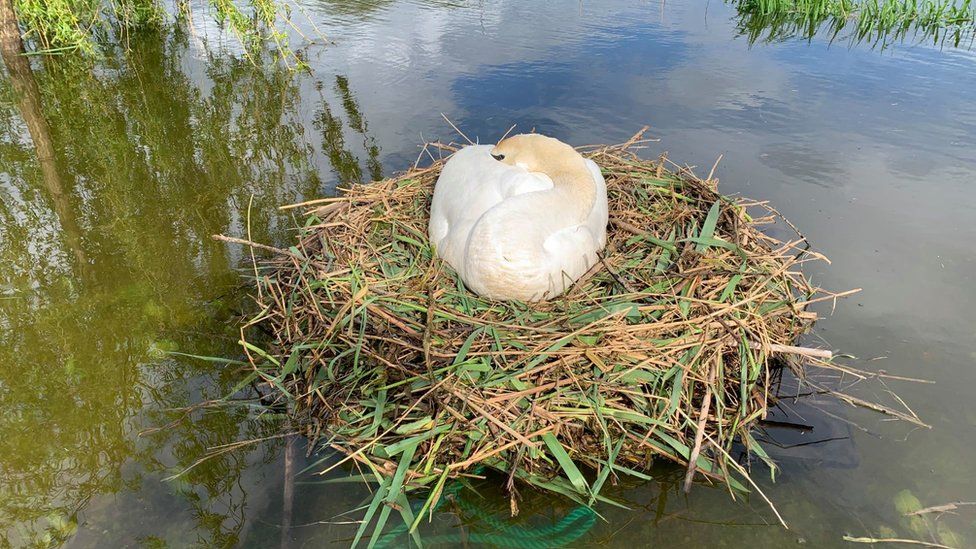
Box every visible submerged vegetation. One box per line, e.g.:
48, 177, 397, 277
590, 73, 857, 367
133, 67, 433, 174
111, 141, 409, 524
227, 132, 921, 544
732, 0, 976, 47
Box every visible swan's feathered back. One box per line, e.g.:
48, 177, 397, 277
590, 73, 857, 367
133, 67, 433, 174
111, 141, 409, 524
428, 137, 608, 301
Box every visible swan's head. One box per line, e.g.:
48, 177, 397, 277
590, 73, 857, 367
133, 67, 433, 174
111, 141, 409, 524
489, 134, 575, 171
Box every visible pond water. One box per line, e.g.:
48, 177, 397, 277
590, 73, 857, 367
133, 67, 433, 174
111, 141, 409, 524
2, 0, 975, 547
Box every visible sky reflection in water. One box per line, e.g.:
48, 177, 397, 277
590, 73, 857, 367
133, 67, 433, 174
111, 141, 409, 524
1, 0, 975, 546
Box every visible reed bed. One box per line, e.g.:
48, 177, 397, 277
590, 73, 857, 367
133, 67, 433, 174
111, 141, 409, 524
233, 133, 850, 543
731, 0, 976, 47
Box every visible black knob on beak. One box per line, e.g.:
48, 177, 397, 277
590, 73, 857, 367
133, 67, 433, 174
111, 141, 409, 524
491, 153, 505, 161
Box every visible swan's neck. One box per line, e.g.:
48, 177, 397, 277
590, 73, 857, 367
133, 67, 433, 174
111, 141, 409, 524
535, 155, 595, 218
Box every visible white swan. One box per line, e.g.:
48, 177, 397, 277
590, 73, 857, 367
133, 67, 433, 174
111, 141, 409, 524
428, 134, 608, 301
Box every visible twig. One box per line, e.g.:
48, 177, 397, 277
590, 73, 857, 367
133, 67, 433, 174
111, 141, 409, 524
440, 113, 474, 144
843, 535, 954, 548
211, 234, 296, 258
684, 363, 715, 492
281, 434, 296, 549
707, 154, 723, 182
622, 125, 651, 149
750, 341, 833, 359
247, 194, 260, 300
499, 123, 518, 141
906, 501, 976, 517
823, 386, 931, 428
702, 431, 788, 529
279, 197, 340, 210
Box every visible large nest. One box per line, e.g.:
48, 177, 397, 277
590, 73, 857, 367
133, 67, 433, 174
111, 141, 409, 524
235, 132, 844, 534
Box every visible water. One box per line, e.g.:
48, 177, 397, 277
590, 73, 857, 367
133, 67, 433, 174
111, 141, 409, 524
1, 1, 974, 546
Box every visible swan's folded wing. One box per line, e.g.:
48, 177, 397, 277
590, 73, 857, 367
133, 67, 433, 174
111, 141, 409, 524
583, 158, 609, 247
503, 171, 553, 198
430, 145, 514, 269
428, 213, 450, 249
541, 223, 601, 288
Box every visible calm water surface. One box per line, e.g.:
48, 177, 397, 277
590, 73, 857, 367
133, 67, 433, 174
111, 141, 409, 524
2, 1, 975, 547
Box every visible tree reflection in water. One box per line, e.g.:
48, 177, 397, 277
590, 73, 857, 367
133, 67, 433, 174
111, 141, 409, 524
0, 26, 383, 546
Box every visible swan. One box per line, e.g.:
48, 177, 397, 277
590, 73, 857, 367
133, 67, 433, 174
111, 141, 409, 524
428, 134, 608, 301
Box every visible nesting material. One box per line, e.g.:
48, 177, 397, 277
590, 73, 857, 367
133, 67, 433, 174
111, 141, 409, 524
236, 133, 844, 528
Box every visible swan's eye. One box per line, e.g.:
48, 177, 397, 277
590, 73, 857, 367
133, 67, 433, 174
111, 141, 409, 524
491, 153, 505, 161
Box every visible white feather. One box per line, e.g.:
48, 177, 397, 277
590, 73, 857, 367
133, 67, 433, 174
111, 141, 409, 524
428, 144, 608, 301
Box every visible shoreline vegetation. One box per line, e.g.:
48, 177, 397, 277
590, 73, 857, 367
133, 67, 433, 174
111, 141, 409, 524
223, 130, 925, 545
0, 0, 974, 63
733, 0, 976, 47
0, 0, 311, 65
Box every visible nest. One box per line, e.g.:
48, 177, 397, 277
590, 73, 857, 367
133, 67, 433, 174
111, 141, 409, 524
235, 132, 844, 536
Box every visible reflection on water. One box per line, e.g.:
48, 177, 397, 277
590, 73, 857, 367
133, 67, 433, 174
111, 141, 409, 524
316, 75, 383, 183
2, 0, 976, 546
0, 27, 381, 546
